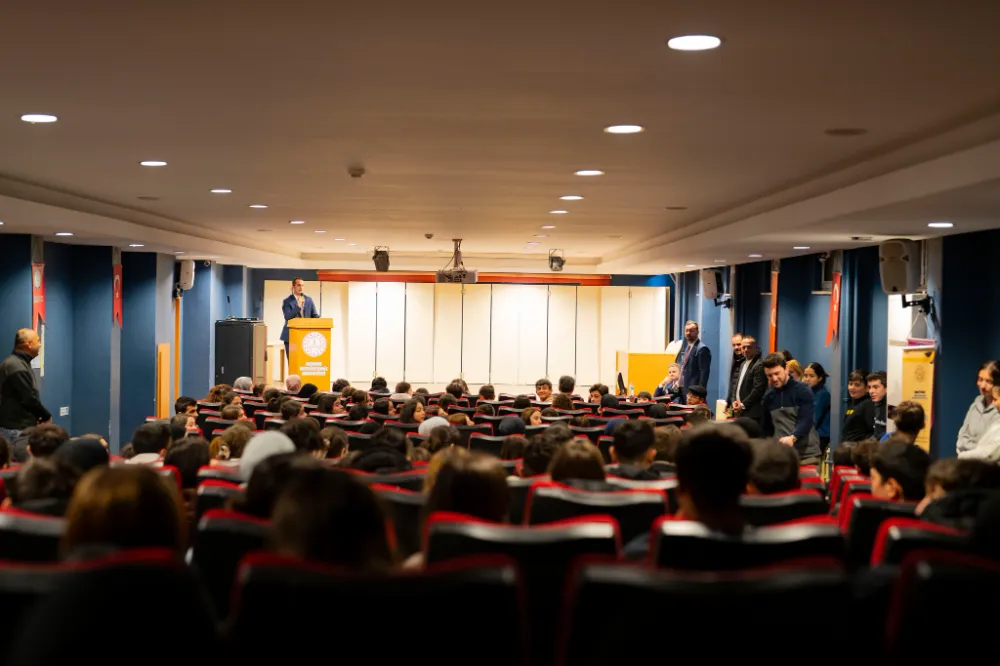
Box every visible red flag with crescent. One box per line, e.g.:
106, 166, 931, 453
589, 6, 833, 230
826, 272, 842, 346
31, 263, 45, 330
113, 264, 123, 327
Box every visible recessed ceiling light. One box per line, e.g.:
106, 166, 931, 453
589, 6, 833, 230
288, 220, 306, 225
824, 128, 868, 137
575, 170, 604, 176
0, 221, 4, 225
210, 188, 232, 194
541, 225, 556, 230
139, 160, 167, 167
175, 251, 185, 254
347, 242, 356, 246
55, 232, 73, 237
560, 195, 583, 201
315, 230, 326, 233
667, 35, 722, 51
129, 244, 144, 248
527, 241, 540, 245
686, 264, 697, 268
928, 221, 954, 228
334, 238, 345, 241
604, 125, 644, 134
748, 254, 763, 258
549, 210, 568, 215
534, 234, 548, 238
248, 204, 268, 209
20, 113, 58, 123
793, 246, 811, 250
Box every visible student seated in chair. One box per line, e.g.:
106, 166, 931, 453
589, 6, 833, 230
870, 439, 931, 503
607, 420, 659, 480
746, 438, 800, 494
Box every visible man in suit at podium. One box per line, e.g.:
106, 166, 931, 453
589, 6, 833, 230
281, 277, 320, 359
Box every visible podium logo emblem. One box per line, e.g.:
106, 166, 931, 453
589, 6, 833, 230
301, 331, 327, 358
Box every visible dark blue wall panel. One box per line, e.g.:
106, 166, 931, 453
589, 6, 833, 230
181, 261, 215, 399
222, 265, 246, 318
0, 235, 32, 338
40, 242, 75, 432
119, 253, 157, 443
70, 246, 113, 439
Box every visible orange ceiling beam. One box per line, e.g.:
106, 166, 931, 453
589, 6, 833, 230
317, 270, 611, 286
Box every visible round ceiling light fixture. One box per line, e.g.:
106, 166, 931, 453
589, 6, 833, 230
289, 220, 306, 225
575, 169, 604, 176
604, 124, 644, 134
549, 210, 568, 215
667, 35, 722, 51
128, 244, 144, 248
541, 225, 556, 230
210, 188, 232, 194
560, 195, 583, 201
927, 221, 954, 228
748, 254, 763, 258
248, 204, 268, 209
139, 160, 167, 167
793, 246, 811, 250
21, 114, 58, 123
55, 232, 73, 237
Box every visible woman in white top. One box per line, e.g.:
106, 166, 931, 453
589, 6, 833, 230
957, 361, 1000, 455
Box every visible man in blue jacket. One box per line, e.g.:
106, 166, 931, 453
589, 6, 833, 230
761, 352, 822, 464
677, 320, 712, 401
280, 277, 320, 359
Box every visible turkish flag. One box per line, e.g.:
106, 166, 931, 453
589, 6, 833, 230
769, 269, 778, 353
31, 263, 45, 330
113, 264, 123, 327
826, 272, 842, 346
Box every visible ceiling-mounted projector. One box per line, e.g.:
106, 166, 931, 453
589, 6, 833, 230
435, 238, 479, 284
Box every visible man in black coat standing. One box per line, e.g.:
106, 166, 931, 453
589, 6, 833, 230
730, 336, 767, 422
0, 329, 51, 442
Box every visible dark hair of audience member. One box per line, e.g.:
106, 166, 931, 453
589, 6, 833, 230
437, 394, 457, 411
271, 467, 395, 570
175, 396, 197, 415
732, 417, 763, 439
653, 425, 682, 462
169, 414, 191, 442
871, 439, 931, 501
893, 400, 925, 437
316, 393, 336, 414
220, 404, 243, 421
521, 437, 560, 477
558, 375, 576, 394
832, 442, 855, 468
370, 376, 388, 391
520, 407, 540, 425
476, 403, 496, 416
131, 422, 171, 456
398, 399, 424, 424
0, 435, 11, 469
610, 420, 655, 466
647, 403, 668, 419
499, 435, 528, 460
53, 437, 109, 474
219, 391, 240, 407
926, 458, 1000, 495
424, 451, 510, 523
552, 393, 574, 411
411, 446, 431, 463
426, 425, 461, 454
637, 391, 653, 401
163, 439, 211, 489
119, 444, 135, 460
10, 457, 82, 516
540, 407, 561, 418
281, 417, 325, 456
590, 383, 609, 397
444, 382, 464, 400
280, 399, 304, 421
348, 404, 369, 421
26, 424, 70, 458
231, 453, 321, 519
414, 387, 429, 395
372, 398, 392, 415
548, 439, 605, 483
778, 349, 795, 363
570, 415, 591, 427
423, 447, 468, 494
599, 393, 619, 410
684, 405, 713, 427
320, 426, 348, 459
220, 425, 253, 459
62, 466, 188, 556
263, 388, 281, 406
331, 378, 351, 393
512, 395, 531, 409
478, 384, 496, 401
674, 424, 753, 533
447, 412, 470, 426
851, 438, 878, 475
747, 439, 800, 494
371, 427, 411, 458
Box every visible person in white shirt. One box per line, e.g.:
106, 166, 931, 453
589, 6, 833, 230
957, 361, 1000, 454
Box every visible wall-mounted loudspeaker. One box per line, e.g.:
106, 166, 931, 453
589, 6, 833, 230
700, 269, 722, 301
178, 259, 195, 291
878, 239, 921, 294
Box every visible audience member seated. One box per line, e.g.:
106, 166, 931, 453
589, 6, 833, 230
347, 404, 370, 422
852, 438, 878, 475
23, 423, 70, 460
917, 458, 1000, 529
959, 384, 1000, 461
270, 467, 395, 570
512, 395, 532, 409
500, 435, 528, 461
426, 424, 461, 454
686, 385, 708, 406
231, 453, 320, 519
219, 391, 242, 408
424, 447, 468, 494
732, 417, 763, 439
636, 391, 653, 402
285, 375, 302, 395
216, 424, 253, 463
552, 393, 574, 411
372, 398, 397, 418
233, 376, 254, 392
170, 414, 193, 443
684, 405, 713, 427
541, 408, 561, 418
61, 466, 187, 559
522, 407, 542, 426
398, 399, 425, 424
175, 396, 198, 417
653, 425, 682, 462
534, 378, 553, 402
647, 403, 668, 419
548, 439, 606, 484
281, 418, 326, 458
239, 431, 296, 481
331, 378, 351, 393
831, 442, 855, 468
411, 446, 431, 462
444, 382, 464, 400
870, 440, 930, 503
675, 423, 753, 533
298, 383, 318, 401
448, 412, 474, 427
521, 437, 559, 477
126, 422, 171, 466
320, 426, 348, 459
220, 404, 245, 421
344, 429, 412, 474
205, 384, 232, 403
476, 403, 496, 416
588, 384, 609, 403
389, 381, 413, 401
558, 375, 576, 398
3, 457, 82, 516
884, 401, 925, 444
746, 439, 800, 494
164, 438, 211, 524
53, 436, 110, 474
280, 399, 304, 421
570, 415, 591, 427
608, 420, 659, 480
498, 416, 526, 437
478, 384, 496, 401
418, 415, 449, 437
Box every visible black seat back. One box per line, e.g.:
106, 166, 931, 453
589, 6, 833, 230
739, 491, 828, 526
0, 561, 67, 645
652, 520, 845, 570
349, 469, 426, 492
191, 510, 269, 619
843, 497, 916, 567
456, 424, 492, 447
373, 484, 425, 558
0, 511, 64, 562
873, 518, 970, 565
468, 434, 506, 456
569, 426, 605, 444
195, 481, 244, 522
526, 482, 668, 543
508, 475, 549, 525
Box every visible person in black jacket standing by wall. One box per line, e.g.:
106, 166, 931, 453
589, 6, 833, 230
0, 329, 51, 442
842, 370, 875, 442
868, 371, 889, 440
731, 336, 767, 422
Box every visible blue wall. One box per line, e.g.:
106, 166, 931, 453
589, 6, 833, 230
70, 245, 115, 440
0, 235, 32, 339
222, 265, 247, 318
40, 242, 75, 433
675, 269, 732, 407
181, 261, 216, 399
119, 253, 158, 443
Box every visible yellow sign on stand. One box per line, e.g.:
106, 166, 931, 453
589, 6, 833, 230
901, 347, 935, 451
616, 351, 677, 396
287, 318, 333, 392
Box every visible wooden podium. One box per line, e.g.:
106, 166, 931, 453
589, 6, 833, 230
616, 351, 677, 395
287, 318, 333, 392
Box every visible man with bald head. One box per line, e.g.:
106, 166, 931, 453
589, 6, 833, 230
0, 329, 51, 441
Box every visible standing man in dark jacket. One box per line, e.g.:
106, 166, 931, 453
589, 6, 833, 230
0, 329, 51, 442
677, 321, 712, 401
867, 371, 889, 439
842, 369, 875, 441
761, 353, 822, 464
727, 333, 743, 408
731, 336, 767, 422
